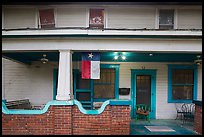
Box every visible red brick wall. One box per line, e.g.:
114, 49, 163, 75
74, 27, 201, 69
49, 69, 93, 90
2, 106, 55, 135
111, 106, 130, 135
2, 105, 130, 135
194, 105, 202, 135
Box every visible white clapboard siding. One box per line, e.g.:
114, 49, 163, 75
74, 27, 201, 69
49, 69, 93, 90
3, 58, 31, 101
27, 62, 54, 105
107, 8, 155, 29
177, 9, 202, 29
197, 65, 202, 100
56, 8, 87, 28
2, 58, 54, 106
4, 8, 36, 29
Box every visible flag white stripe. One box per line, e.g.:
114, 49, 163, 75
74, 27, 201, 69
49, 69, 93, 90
91, 61, 100, 79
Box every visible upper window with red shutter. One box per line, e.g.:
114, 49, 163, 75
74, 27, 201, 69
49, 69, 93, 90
89, 9, 104, 29
39, 9, 55, 29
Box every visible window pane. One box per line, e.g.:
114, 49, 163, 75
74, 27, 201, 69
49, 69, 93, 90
172, 86, 193, 100
172, 69, 194, 84
159, 25, 173, 29
39, 9, 55, 29
94, 68, 115, 99
76, 92, 91, 101
89, 9, 104, 28
76, 72, 90, 89
94, 85, 115, 98
159, 10, 174, 29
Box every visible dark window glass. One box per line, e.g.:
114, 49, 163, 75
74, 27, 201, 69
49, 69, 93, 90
159, 10, 174, 29
94, 68, 115, 99
172, 86, 193, 100
76, 92, 91, 101
76, 72, 90, 89
172, 69, 194, 84
89, 9, 104, 29
136, 75, 151, 106
39, 9, 55, 29
172, 69, 194, 100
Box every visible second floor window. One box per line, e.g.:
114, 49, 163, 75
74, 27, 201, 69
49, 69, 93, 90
159, 9, 174, 29
39, 9, 55, 29
89, 9, 104, 29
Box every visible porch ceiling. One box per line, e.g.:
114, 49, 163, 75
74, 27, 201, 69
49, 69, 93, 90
2, 52, 200, 64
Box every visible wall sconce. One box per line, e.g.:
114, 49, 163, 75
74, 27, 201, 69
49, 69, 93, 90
194, 55, 202, 66
40, 54, 49, 64
114, 53, 126, 61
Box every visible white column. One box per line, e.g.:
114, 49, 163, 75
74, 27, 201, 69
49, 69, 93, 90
2, 58, 5, 100
56, 50, 72, 100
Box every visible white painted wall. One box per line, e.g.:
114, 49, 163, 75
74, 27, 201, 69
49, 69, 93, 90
56, 8, 87, 27
107, 8, 155, 29
2, 38, 202, 53
197, 65, 202, 100
2, 58, 56, 106
177, 9, 202, 29
2, 5, 202, 30
4, 8, 36, 29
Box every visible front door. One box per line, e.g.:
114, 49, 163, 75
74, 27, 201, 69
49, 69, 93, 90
131, 70, 156, 119
136, 75, 151, 107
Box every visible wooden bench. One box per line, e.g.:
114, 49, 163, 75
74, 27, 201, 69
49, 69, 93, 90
6, 99, 32, 110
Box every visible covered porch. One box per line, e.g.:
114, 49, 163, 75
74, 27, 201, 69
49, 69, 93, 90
2, 51, 201, 115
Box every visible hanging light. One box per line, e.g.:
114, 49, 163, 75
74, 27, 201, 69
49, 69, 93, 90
40, 54, 49, 64
194, 55, 202, 66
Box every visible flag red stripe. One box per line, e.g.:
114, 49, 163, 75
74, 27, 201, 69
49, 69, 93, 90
82, 60, 91, 79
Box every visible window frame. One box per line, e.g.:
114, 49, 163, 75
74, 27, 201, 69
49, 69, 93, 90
157, 9, 175, 30
89, 8, 105, 29
38, 8, 55, 29
93, 64, 119, 102
168, 64, 198, 103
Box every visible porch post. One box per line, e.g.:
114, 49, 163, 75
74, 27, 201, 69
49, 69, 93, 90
56, 50, 72, 100
2, 58, 5, 100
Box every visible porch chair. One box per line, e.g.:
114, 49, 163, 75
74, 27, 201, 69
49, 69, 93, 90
135, 104, 150, 122
182, 103, 195, 124
175, 103, 185, 120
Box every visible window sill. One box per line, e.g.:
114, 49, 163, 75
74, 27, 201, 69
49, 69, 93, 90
168, 100, 193, 103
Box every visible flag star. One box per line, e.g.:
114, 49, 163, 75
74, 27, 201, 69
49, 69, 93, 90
88, 53, 94, 58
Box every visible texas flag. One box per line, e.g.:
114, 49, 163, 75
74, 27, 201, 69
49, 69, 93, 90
82, 52, 100, 79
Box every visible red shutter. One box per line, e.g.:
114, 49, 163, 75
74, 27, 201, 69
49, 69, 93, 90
89, 9, 104, 29
39, 9, 55, 29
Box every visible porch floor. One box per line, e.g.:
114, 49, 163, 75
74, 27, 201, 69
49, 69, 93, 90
130, 119, 197, 135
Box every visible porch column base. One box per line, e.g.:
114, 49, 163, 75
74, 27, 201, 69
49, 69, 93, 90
56, 94, 71, 101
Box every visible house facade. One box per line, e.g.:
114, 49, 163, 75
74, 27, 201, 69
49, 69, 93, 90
2, 2, 202, 124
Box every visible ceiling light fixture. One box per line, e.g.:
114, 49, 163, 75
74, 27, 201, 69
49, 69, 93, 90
114, 53, 126, 61
40, 54, 49, 64
121, 55, 126, 60
194, 55, 202, 66
114, 55, 119, 60
149, 53, 153, 56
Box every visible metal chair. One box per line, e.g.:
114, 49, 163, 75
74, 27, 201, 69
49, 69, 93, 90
175, 103, 185, 120
182, 103, 195, 124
